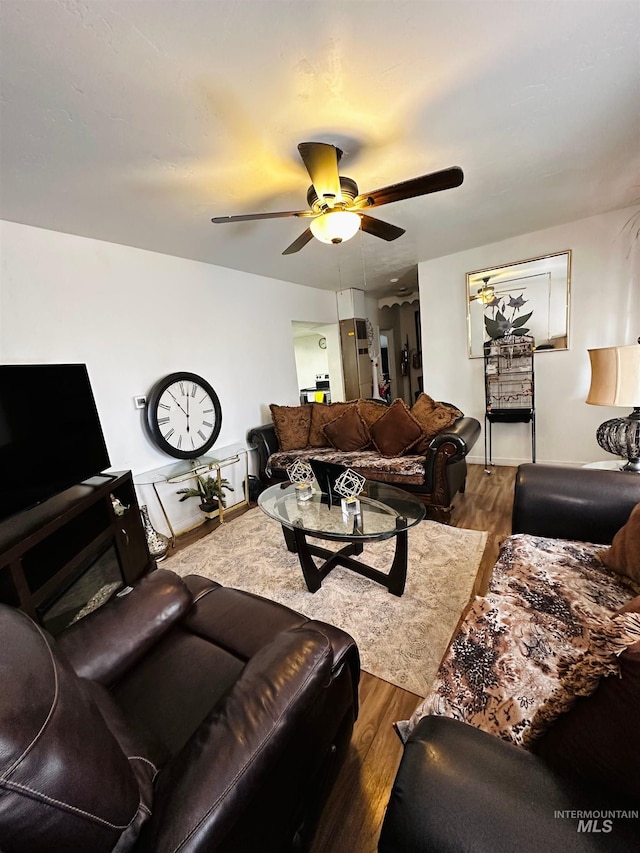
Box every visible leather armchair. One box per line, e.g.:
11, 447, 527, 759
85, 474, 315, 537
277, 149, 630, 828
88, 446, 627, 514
378, 715, 640, 853
0, 569, 360, 852
378, 464, 640, 852
512, 462, 640, 544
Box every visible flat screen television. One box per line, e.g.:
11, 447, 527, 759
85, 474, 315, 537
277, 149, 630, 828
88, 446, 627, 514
0, 364, 112, 522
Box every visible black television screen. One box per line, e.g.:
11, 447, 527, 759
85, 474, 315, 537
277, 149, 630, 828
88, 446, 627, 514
0, 364, 112, 521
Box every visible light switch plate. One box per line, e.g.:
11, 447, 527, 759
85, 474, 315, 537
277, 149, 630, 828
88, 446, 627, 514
134, 395, 146, 409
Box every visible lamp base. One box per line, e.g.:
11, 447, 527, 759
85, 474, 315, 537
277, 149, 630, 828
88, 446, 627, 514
596, 410, 640, 473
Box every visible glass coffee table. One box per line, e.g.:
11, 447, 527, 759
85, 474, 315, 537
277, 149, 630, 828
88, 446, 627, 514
258, 481, 426, 596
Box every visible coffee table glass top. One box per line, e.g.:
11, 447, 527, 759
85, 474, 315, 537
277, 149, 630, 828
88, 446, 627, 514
258, 481, 425, 542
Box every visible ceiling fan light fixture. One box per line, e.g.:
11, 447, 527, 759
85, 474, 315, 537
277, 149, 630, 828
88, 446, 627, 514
478, 285, 495, 303
310, 210, 361, 245
212, 142, 464, 254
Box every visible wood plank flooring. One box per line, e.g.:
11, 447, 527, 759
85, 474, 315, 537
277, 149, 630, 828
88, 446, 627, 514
171, 463, 517, 853
308, 463, 517, 853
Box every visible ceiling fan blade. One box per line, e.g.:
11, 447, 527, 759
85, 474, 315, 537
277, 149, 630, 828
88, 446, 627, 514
352, 166, 464, 209
282, 228, 314, 255
211, 209, 313, 224
297, 142, 342, 207
359, 214, 405, 241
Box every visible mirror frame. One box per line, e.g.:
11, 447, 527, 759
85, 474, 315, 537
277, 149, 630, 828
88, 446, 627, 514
466, 250, 571, 359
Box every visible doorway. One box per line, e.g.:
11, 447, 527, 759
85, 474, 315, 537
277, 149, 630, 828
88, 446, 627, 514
291, 321, 344, 403
378, 298, 423, 405
379, 329, 396, 402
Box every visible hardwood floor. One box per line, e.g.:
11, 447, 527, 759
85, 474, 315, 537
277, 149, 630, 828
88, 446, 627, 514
453, 462, 517, 597
170, 463, 517, 853
309, 463, 517, 853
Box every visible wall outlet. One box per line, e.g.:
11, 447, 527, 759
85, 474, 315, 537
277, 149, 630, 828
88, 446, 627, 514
134, 395, 146, 409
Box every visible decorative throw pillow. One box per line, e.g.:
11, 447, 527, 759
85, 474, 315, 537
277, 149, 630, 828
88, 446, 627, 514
440, 401, 464, 420
323, 406, 371, 451
308, 401, 355, 447
369, 398, 423, 457
356, 399, 388, 428
600, 502, 640, 586
410, 391, 437, 420
411, 394, 462, 454
269, 404, 312, 451
397, 594, 640, 749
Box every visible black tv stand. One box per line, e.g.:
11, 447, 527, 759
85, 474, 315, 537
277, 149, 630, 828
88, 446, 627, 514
84, 471, 120, 484
0, 470, 154, 633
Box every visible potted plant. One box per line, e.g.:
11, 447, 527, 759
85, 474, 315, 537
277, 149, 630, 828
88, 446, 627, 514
483, 292, 532, 340
176, 474, 234, 519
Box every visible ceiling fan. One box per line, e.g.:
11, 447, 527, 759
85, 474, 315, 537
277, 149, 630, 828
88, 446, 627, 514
470, 276, 528, 305
211, 141, 464, 255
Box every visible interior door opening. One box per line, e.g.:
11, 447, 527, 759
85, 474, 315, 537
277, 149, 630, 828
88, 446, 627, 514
291, 321, 344, 403
379, 297, 422, 405
379, 330, 395, 402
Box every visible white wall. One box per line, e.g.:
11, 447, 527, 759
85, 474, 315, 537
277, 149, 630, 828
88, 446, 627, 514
0, 220, 339, 533
3, 208, 638, 533
293, 333, 330, 393
419, 206, 640, 466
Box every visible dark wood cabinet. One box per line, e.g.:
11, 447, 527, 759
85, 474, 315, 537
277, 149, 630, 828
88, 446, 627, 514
0, 470, 153, 631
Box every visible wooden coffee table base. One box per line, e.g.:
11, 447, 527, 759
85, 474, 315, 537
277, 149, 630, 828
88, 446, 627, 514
281, 518, 409, 596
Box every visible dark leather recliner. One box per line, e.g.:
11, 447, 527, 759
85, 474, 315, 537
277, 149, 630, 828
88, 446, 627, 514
378, 464, 640, 852
0, 569, 360, 852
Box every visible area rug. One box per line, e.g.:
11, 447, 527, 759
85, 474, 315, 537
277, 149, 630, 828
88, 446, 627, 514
163, 508, 487, 697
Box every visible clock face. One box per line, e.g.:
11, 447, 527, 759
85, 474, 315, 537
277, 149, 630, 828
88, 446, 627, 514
146, 372, 222, 459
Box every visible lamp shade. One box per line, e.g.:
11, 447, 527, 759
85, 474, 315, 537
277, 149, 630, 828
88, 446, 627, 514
586, 344, 640, 408
310, 210, 361, 245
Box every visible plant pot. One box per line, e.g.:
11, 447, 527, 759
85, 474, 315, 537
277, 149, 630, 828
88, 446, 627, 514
199, 500, 219, 519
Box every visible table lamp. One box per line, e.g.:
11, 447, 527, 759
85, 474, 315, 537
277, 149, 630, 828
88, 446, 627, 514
586, 340, 640, 471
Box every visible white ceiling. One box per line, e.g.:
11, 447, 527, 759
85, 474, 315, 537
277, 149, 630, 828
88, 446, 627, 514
1, 1, 639, 297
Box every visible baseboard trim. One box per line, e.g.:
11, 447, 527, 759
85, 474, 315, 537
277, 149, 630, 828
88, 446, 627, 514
466, 455, 588, 468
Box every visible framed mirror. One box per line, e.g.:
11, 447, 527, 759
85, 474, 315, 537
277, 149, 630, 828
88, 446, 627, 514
466, 250, 571, 359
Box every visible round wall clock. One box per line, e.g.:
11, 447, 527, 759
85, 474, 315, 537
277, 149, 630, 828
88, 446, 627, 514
145, 372, 222, 459
318, 337, 327, 349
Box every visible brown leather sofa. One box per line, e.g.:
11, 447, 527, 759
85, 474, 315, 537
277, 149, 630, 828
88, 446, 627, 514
0, 569, 360, 852
248, 412, 480, 523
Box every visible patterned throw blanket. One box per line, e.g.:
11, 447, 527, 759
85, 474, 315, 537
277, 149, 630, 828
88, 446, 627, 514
397, 534, 640, 747
267, 447, 427, 485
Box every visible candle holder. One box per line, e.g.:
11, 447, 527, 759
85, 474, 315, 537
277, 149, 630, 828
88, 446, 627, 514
286, 460, 315, 502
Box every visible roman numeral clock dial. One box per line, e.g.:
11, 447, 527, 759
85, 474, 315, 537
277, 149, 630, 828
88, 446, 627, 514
145, 372, 222, 459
